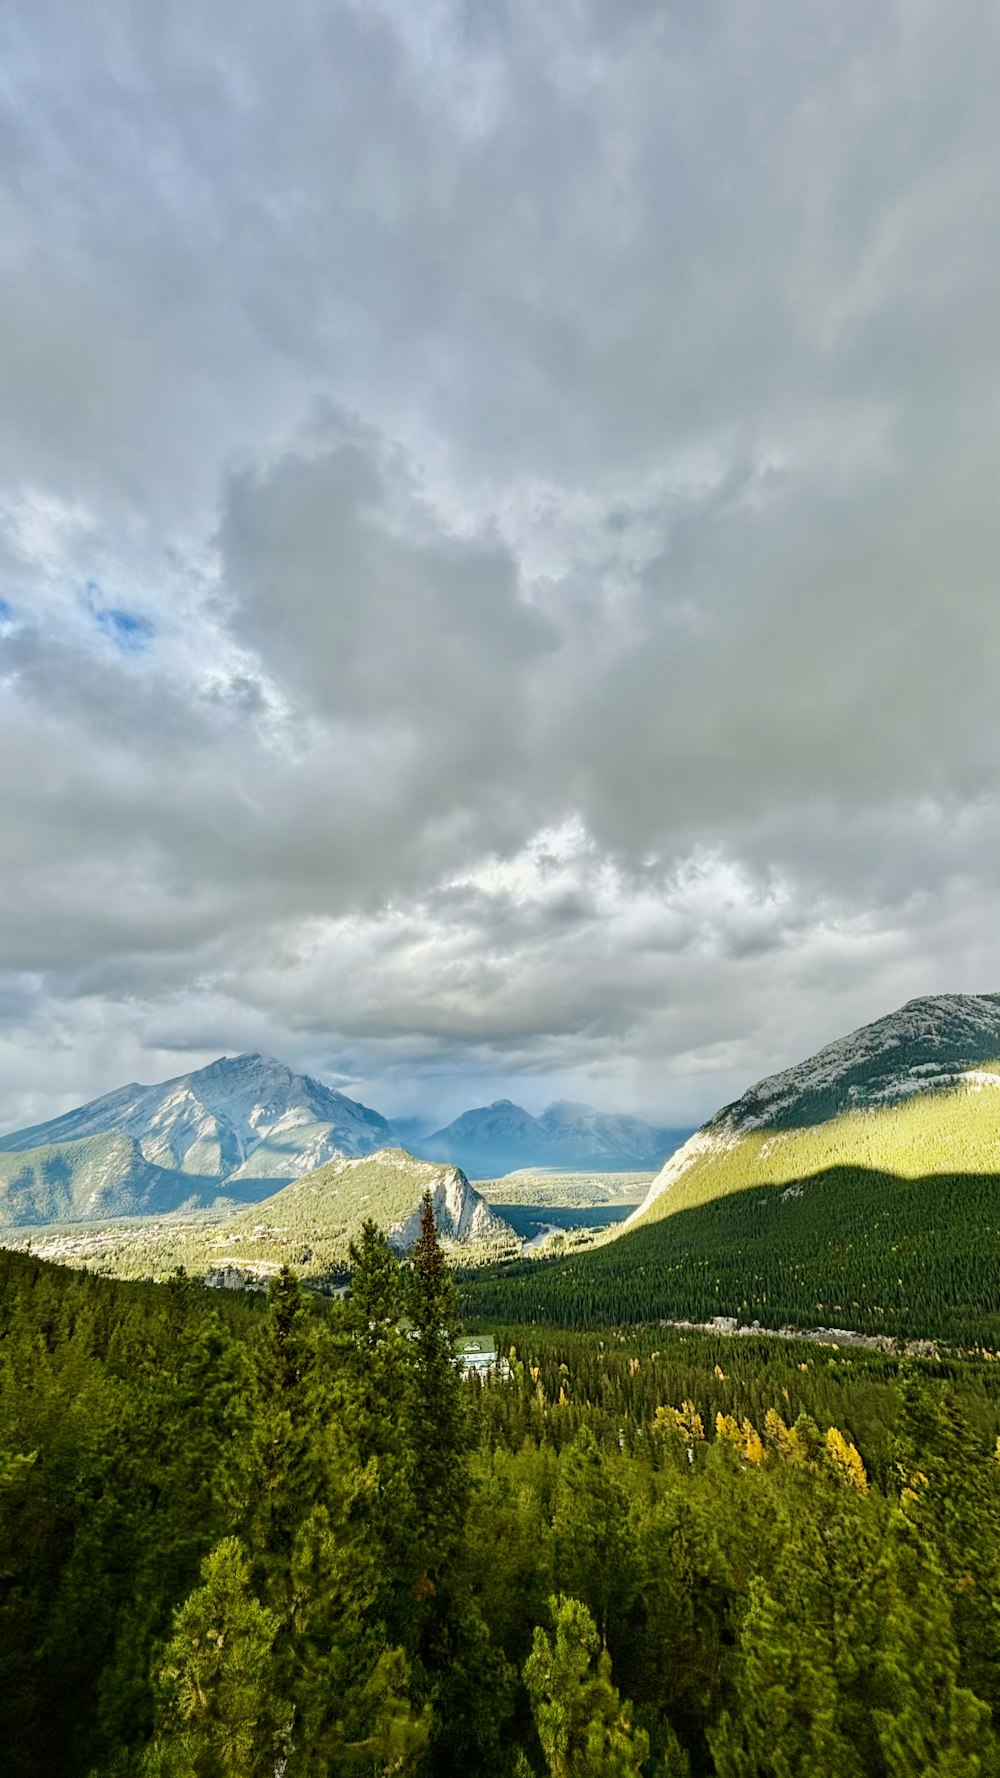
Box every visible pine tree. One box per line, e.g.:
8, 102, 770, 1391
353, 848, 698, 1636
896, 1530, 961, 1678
404, 1192, 467, 1546
893, 1376, 1000, 1716
523, 1594, 649, 1778
142, 1537, 287, 1778
345, 1219, 404, 1339
403, 1196, 519, 1777
340, 1220, 411, 1479
552, 1429, 637, 1644
238, 1267, 318, 1595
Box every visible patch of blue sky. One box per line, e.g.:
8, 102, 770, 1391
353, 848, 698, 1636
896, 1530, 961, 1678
83, 581, 155, 653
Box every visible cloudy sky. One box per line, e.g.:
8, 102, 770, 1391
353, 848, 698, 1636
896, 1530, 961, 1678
0, 0, 997, 1134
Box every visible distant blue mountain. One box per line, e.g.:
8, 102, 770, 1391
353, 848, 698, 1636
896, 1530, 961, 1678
414, 1098, 689, 1179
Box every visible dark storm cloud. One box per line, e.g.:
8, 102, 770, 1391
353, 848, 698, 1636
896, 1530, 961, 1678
0, 0, 996, 1127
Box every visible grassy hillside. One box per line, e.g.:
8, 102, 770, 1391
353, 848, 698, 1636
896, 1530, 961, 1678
466, 1162, 1000, 1346
231, 1148, 456, 1229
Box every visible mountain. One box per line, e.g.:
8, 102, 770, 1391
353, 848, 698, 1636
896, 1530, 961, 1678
194, 1148, 514, 1282
0, 1133, 213, 1228
417, 1098, 684, 1178
419, 1101, 544, 1176
0, 1054, 396, 1224
629, 992, 1000, 1226
470, 995, 1000, 1347
539, 1100, 685, 1166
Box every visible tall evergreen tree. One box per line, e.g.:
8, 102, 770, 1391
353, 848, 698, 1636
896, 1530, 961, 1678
141, 1537, 286, 1778
404, 1193, 468, 1553
552, 1429, 637, 1644
523, 1595, 650, 1778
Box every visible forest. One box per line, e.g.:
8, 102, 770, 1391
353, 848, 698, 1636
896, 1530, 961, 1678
3, 1210, 1000, 1777
464, 1162, 1000, 1349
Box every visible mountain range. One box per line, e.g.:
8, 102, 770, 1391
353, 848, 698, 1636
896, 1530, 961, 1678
418, 1098, 685, 1178
0, 1054, 678, 1226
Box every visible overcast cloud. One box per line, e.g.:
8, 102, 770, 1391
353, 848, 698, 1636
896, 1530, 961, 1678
0, 0, 997, 1131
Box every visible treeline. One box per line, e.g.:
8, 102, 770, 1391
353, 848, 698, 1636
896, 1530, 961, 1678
3, 1233, 1000, 1775
464, 1164, 1000, 1348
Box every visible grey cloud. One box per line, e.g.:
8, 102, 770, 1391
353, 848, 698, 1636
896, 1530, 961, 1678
220, 427, 555, 809
0, 0, 997, 1128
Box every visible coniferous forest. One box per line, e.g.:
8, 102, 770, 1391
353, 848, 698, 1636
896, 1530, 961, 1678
462, 1162, 1000, 1348
3, 1206, 1000, 1778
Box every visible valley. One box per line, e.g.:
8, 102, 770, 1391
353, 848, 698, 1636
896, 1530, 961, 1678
5, 1167, 644, 1286
5, 992, 1000, 1776
4, 996, 1000, 1351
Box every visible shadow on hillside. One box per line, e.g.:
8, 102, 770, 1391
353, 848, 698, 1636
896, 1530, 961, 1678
466, 1163, 1000, 1346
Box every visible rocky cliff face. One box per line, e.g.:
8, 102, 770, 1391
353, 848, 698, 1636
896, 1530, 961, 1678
387, 1162, 509, 1247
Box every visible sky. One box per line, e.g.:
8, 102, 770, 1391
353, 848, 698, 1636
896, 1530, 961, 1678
0, 0, 998, 1135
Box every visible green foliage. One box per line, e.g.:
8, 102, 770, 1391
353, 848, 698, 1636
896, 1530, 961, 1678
465, 1078, 1000, 1349
552, 1431, 637, 1642
467, 1160, 1000, 1347
4, 1251, 1000, 1776
143, 1537, 286, 1777
524, 1595, 649, 1777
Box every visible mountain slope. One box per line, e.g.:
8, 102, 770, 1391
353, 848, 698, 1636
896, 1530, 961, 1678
467, 995, 1000, 1346
0, 1055, 395, 1217
231, 1148, 511, 1249
154, 1148, 519, 1284
0, 1133, 211, 1227
630, 993, 1000, 1227
418, 1098, 683, 1177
